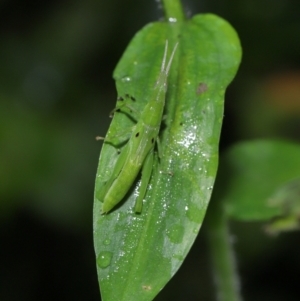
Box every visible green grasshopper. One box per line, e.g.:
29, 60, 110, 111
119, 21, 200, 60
98, 40, 178, 214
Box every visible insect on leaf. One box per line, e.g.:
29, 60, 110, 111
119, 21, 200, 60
97, 41, 178, 214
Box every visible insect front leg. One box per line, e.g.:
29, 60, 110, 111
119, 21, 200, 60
134, 150, 154, 213
96, 129, 132, 147
110, 93, 141, 121
110, 103, 140, 120
96, 96, 141, 143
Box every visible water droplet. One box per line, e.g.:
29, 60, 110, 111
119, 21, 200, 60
121, 76, 131, 82
142, 285, 152, 291
168, 17, 177, 23
97, 251, 112, 268
103, 238, 111, 246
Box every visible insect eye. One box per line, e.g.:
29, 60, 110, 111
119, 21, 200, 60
151, 138, 154, 144
135, 132, 140, 137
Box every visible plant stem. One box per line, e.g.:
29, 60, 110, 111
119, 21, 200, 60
161, 0, 185, 22
206, 200, 242, 301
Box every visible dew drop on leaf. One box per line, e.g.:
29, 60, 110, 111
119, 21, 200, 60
97, 251, 113, 269
103, 238, 111, 246
121, 76, 131, 82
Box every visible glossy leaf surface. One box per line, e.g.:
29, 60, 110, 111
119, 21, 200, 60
94, 14, 241, 301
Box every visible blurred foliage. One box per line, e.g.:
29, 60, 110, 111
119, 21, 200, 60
0, 0, 300, 301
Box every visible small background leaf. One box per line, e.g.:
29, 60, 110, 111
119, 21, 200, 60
94, 14, 241, 301
218, 140, 300, 222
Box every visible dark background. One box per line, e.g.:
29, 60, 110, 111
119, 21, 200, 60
1, 0, 300, 300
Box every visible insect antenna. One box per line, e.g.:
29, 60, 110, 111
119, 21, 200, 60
154, 40, 178, 93
166, 42, 178, 75
161, 40, 169, 73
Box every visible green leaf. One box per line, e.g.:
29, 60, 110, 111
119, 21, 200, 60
265, 177, 300, 234
94, 14, 241, 301
219, 140, 300, 223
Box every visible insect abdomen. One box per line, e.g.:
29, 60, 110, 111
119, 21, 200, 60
102, 160, 142, 213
